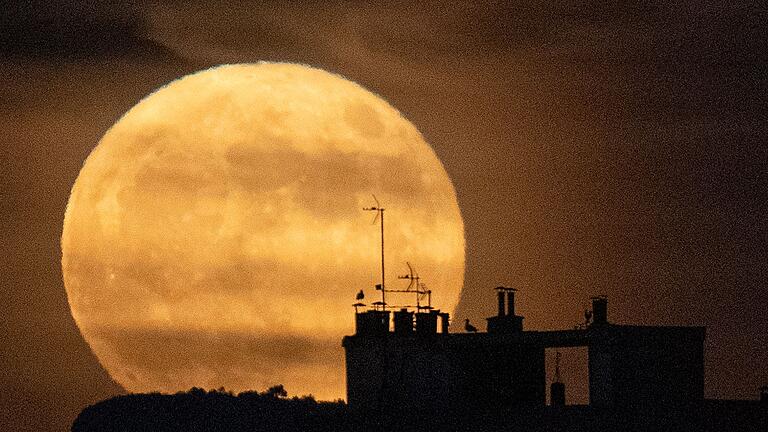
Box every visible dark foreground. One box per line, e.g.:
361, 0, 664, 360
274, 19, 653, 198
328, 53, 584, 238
72, 387, 348, 432
73, 388, 767, 432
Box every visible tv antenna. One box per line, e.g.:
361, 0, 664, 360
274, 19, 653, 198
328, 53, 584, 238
396, 262, 432, 310
363, 195, 386, 311
398, 262, 420, 291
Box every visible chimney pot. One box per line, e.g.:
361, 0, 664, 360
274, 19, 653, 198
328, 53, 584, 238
497, 290, 506, 317
507, 290, 515, 317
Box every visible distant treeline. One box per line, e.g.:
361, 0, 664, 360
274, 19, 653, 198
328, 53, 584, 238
72, 385, 350, 432
73, 386, 767, 432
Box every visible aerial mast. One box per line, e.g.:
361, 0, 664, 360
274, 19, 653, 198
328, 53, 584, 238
397, 262, 432, 311
364, 195, 386, 311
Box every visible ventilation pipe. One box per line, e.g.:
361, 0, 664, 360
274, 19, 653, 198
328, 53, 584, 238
497, 289, 506, 317
551, 382, 566, 407
507, 289, 516, 317
439, 312, 450, 334
551, 351, 565, 406
591, 296, 608, 326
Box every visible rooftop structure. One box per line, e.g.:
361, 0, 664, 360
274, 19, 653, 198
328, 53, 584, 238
343, 289, 706, 420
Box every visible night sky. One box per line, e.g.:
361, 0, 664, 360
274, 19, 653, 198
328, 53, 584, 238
1, 1, 767, 430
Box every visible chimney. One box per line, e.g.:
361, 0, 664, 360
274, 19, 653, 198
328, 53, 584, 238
507, 290, 516, 317
439, 312, 450, 334
497, 289, 506, 317
591, 296, 608, 326
415, 310, 439, 335
393, 308, 414, 335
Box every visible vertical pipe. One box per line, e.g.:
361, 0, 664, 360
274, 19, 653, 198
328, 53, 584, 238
497, 290, 506, 317
507, 290, 515, 317
592, 297, 607, 325
440, 313, 450, 334
551, 382, 566, 407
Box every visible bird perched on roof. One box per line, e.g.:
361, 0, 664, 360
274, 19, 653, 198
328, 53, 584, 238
464, 318, 477, 333
356, 289, 365, 301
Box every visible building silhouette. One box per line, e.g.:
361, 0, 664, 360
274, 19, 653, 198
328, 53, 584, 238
71, 285, 767, 431
343, 287, 764, 430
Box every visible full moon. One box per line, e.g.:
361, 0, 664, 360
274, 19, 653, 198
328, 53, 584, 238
62, 63, 464, 400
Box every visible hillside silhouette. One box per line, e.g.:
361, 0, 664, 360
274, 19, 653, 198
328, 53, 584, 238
72, 385, 349, 432
72, 386, 767, 432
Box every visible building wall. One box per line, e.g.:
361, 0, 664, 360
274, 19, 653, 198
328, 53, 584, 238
589, 326, 706, 408
345, 324, 706, 417
446, 335, 545, 412
343, 334, 546, 418
343, 335, 451, 419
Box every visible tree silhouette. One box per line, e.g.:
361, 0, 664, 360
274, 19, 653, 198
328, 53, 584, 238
71, 385, 767, 432
265, 384, 288, 399
71, 386, 349, 432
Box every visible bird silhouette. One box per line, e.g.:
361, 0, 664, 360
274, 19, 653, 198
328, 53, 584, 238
464, 318, 477, 333
356, 289, 365, 301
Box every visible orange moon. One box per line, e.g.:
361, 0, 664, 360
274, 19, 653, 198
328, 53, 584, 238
61, 63, 464, 400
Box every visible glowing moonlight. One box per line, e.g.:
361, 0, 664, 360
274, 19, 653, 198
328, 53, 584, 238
62, 63, 464, 400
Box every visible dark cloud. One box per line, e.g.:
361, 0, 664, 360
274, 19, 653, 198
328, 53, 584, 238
0, 0, 179, 61
0, 43, 194, 432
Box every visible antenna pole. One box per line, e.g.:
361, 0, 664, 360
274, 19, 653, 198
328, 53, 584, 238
364, 196, 386, 311
380, 208, 385, 310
